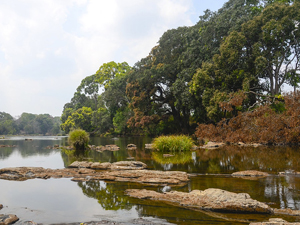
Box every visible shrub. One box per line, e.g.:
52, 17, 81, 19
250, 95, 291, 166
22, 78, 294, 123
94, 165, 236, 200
152, 135, 194, 152
195, 92, 300, 145
68, 129, 90, 151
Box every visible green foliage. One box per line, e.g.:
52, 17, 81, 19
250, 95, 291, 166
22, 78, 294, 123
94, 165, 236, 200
152, 135, 194, 152
60, 107, 94, 133
152, 151, 193, 164
68, 129, 90, 151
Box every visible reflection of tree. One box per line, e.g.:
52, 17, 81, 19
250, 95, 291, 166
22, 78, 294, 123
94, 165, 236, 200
152, 151, 192, 165
0, 147, 13, 159
0, 138, 63, 160
196, 146, 300, 174
78, 181, 132, 210
263, 176, 300, 210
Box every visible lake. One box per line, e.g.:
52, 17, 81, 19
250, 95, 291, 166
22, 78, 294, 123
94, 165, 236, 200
1, 136, 300, 224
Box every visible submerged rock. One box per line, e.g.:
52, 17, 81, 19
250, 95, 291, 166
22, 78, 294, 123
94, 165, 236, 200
250, 218, 300, 225
0, 214, 19, 225
125, 188, 273, 214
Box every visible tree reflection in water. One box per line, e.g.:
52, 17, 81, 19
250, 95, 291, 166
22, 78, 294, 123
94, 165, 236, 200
78, 181, 132, 211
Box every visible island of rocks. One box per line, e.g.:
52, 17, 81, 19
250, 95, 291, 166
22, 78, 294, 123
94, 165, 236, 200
0, 161, 189, 186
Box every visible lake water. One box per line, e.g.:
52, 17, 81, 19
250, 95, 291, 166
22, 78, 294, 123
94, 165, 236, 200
1, 136, 300, 224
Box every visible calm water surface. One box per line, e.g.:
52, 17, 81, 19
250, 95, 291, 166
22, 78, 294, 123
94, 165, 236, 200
1, 136, 300, 224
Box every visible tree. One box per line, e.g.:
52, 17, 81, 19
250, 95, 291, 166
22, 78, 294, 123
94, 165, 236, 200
0, 112, 17, 135
60, 107, 94, 133
217, 1, 300, 95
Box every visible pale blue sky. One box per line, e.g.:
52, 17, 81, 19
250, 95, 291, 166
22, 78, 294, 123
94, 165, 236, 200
0, 0, 228, 117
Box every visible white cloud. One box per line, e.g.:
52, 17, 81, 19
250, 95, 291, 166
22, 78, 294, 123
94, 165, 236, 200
0, 0, 209, 117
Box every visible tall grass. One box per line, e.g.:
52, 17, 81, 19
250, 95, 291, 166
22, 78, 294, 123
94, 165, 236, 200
152, 135, 194, 152
68, 129, 90, 151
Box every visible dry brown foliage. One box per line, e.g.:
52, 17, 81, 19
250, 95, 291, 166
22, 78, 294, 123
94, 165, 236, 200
195, 92, 300, 145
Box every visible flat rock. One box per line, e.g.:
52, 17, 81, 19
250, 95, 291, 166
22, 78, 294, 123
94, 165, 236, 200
68, 161, 93, 168
250, 218, 300, 225
0, 214, 19, 225
110, 161, 147, 170
90, 162, 111, 169
232, 170, 269, 177
0, 166, 188, 186
125, 188, 273, 214
200, 141, 226, 149
274, 208, 300, 216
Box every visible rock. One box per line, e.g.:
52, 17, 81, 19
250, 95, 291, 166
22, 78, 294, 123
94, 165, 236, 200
232, 170, 269, 177
162, 186, 171, 193
90, 162, 111, 169
0, 204, 2, 210
105, 145, 120, 151
191, 145, 199, 150
68, 161, 93, 168
127, 144, 136, 148
163, 154, 174, 158
125, 188, 273, 214
200, 141, 226, 149
0, 166, 189, 186
250, 218, 300, 225
0, 214, 19, 225
25, 139, 32, 141
110, 161, 147, 170
145, 144, 153, 149
274, 208, 300, 216
278, 170, 300, 176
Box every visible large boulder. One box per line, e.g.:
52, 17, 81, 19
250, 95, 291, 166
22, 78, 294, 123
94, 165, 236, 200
125, 188, 273, 214
0, 214, 19, 225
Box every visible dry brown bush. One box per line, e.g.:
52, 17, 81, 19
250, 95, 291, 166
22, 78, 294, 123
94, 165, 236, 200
195, 92, 300, 145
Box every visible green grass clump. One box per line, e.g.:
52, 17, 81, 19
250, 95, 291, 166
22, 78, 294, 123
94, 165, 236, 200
152, 135, 194, 152
68, 129, 90, 151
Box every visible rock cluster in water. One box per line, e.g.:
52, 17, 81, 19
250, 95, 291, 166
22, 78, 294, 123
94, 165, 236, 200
0, 161, 189, 186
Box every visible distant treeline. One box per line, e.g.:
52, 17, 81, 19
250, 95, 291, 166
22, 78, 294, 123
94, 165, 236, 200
60, 0, 300, 137
0, 112, 61, 135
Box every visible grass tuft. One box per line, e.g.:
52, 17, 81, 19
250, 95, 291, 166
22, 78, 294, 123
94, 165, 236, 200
152, 135, 194, 152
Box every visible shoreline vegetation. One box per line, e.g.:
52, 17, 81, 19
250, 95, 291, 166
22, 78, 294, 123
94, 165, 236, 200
0, 1, 300, 145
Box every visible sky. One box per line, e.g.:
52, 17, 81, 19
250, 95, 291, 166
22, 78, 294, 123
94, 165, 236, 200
0, 0, 228, 118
